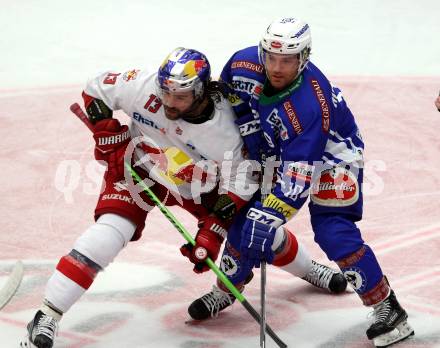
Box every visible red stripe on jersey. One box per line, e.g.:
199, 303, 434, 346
56, 255, 98, 290
360, 276, 390, 306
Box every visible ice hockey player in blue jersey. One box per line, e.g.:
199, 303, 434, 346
205, 17, 413, 348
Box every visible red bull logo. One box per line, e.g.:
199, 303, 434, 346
123, 69, 139, 82
194, 59, 207, 72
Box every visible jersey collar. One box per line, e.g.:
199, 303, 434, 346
260, 74, 303, 106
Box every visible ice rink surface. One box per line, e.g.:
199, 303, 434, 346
1, 1, 440, 347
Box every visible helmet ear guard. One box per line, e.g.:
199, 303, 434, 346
156, 47, 211, 100
258, 17, 312, 74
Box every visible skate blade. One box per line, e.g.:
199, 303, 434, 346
373, 320, 414, 347
19, 336, 37, 348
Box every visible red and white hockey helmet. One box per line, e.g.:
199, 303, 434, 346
259, 17, 312, 74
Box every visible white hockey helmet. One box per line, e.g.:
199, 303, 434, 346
259, 17, 312, 74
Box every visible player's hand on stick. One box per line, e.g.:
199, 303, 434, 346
180, 216, 227, 273
240, 202, 285, 268
93, 118, 131, 180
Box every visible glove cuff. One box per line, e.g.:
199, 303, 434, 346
198, 217, 228, 240
93, 126, 130, 153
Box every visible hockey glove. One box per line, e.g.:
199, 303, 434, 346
93, 118, 131, 180
180, 216, 228, 274
235, 114, 265, 161
240, 202, 286, 268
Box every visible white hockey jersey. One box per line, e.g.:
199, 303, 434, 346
84, 69, 257, 202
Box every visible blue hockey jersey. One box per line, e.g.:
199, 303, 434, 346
221, 46, 364, 219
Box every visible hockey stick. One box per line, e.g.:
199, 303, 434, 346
259, 153, 272, 348
69, 103, 288, 348
0, 260, 24, 310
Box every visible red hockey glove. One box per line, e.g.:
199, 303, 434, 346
93, 118, 131, 180
180, 216, 228, 274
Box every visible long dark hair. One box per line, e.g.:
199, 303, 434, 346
205, 79, 228, 103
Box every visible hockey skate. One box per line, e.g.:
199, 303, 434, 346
188, 285, 236, 320
366, 290, 414, 347
20, 308, 60, 348
302, 260, 347, 293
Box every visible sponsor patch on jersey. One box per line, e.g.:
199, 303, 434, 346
133, 112, 166, 134
310, 79, 330, 132
254, 84, 262, 96
267, 108, 289, 141
231, 60, 264, 74
286, 162, 314, 183
103, 72, 120, 85
227, 93, 243, 106
283, 101, 303, 135
263, 194, 297, 219
123, 69, 140, 82
231, 76, 263, 96
310, 167, 359, 207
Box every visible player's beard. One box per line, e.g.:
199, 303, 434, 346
163, 105, 184, 120
163, 99, 203, 121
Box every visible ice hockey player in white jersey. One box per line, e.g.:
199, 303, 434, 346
20, 47, 258, 348
20, 47, 344, 348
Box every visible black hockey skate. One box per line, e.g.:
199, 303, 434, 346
302, 260, 347, 293
366, 290, 414, 347
20, 309, 60, 348
188, 285, 236, 320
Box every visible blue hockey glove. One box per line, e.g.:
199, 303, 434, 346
235, 114, 264, 161
240, 202, 286, 268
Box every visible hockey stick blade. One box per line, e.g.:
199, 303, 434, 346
0, 260, 24, 310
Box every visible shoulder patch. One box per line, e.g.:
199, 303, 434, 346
123, 69, 140, 82
310, 79, 330, 132
283, 100, 303, 135
231, 60, 264, 74
103, 72, 121, 85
